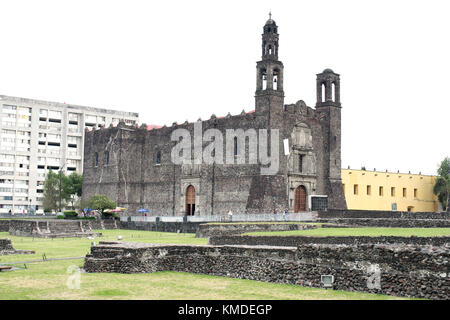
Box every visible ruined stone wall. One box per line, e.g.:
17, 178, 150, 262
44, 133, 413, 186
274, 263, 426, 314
195, 223, 318, 238
119, 221, 202, 233
319, 209, 450, 219
0, 238, 34, 255
8, 220, 100, 238
0, 220, 10, 232
84, 242, 449, 300
0, 238, 14, 251
319, 218, 450, 228
209, 235, 450, 247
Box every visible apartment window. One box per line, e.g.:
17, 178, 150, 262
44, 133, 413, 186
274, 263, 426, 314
366, 185, 371, 195
2, 104, 17, 111
353, 184, 358, 195
403, 188, 407, 197
379, 186, 384, 196
391, 187, 395, 197
414, 188, 418, 198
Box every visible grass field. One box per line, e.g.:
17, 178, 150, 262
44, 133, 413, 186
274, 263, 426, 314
243, 227, 450, 237
0, 229, 424, 300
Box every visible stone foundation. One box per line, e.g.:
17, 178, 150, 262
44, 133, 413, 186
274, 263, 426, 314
83, 241, 449, 300
319, 209, 450, 219
318, 218, 450, 228
195, 223, 318, 238
8, 220, 102, 238
0, 238, 34, 255
209, 235, 450, 247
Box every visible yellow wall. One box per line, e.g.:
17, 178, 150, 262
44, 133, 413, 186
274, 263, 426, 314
341, 169, 438, 212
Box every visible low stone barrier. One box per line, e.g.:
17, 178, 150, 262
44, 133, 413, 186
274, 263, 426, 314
318, 218, 450, 228
0, 238, 34, 255
209, 235, 450, 247
8, 220, 101, 238
0, 220, 9, 232
319, 209, 450, 220
83, 241, 449, 300
120, 221, 202, 233
195, 223, 318, 238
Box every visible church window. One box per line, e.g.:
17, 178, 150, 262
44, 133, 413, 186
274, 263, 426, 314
379, 186, 384, 196
353, 184, 358, 195
234, 137, 238, 156
105, 151, 110, 165
156, 151, 161, 164
298, 154, 303, 173
367, 185, 371, 195
94, 153, 98, 167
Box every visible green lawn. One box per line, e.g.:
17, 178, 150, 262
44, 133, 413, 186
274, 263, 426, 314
0, 230, 414, 300
243, 227, 450, 237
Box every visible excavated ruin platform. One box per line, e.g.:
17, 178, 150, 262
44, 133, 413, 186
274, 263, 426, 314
8, 219, 102, 238
0, 238, 35, 255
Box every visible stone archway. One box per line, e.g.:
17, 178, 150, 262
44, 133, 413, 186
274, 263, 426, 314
294, 185, 307, 212
185, 185, 196, 216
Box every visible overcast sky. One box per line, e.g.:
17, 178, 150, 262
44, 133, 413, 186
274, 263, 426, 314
0, 0, 448, 175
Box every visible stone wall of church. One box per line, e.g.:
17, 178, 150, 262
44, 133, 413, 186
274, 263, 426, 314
83, 99, 346, 215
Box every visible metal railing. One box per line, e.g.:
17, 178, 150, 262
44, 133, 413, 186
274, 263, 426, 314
122, 212, 316, 223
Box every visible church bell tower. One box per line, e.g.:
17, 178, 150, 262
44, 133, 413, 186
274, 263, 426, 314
255, 14, 284, 117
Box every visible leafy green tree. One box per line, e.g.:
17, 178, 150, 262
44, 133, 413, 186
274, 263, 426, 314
62, 172, 83, 209
433, 157, 450, 212
43, 169, 60, 212
87, 194, 116, 218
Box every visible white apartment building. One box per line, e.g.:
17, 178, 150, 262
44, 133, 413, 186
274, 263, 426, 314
0, 95, 139, 214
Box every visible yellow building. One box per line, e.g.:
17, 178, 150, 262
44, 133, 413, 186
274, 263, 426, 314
341, 169, 439, 212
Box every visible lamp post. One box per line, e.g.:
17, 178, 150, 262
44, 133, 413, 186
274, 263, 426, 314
58, 162, 66, 213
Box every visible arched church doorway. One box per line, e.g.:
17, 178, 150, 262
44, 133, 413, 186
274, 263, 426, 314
294, 185, 307, 212
186, 185, 196, 216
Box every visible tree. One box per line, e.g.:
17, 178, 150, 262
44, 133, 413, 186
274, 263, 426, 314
43, 169, 60, 212
87, 194, 116, 218
433, 157, 450, 212
62, 172, 83, 209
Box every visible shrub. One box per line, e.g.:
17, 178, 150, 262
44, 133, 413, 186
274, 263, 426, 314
63, 210, 78, 219
56, 215, 65, 219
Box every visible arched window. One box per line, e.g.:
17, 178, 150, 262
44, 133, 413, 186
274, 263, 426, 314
321, 83, 326, 102
273, 69, 279, 90
156, 151, 161, 164
94, 152, 98, 167
332, 82, 336, 102
105, 151, 110, 165
298, 154, 303, 173
261, 69, 267, 90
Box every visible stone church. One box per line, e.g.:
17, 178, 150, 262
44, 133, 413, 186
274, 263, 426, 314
82, 17, 347, 215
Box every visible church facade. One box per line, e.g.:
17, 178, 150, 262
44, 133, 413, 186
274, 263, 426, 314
82, 17, 347, 215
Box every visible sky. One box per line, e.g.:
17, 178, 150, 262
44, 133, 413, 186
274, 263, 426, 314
0, 0, 448, 175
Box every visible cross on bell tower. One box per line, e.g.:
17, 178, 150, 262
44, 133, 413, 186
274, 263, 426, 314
255, 14, 284, 116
